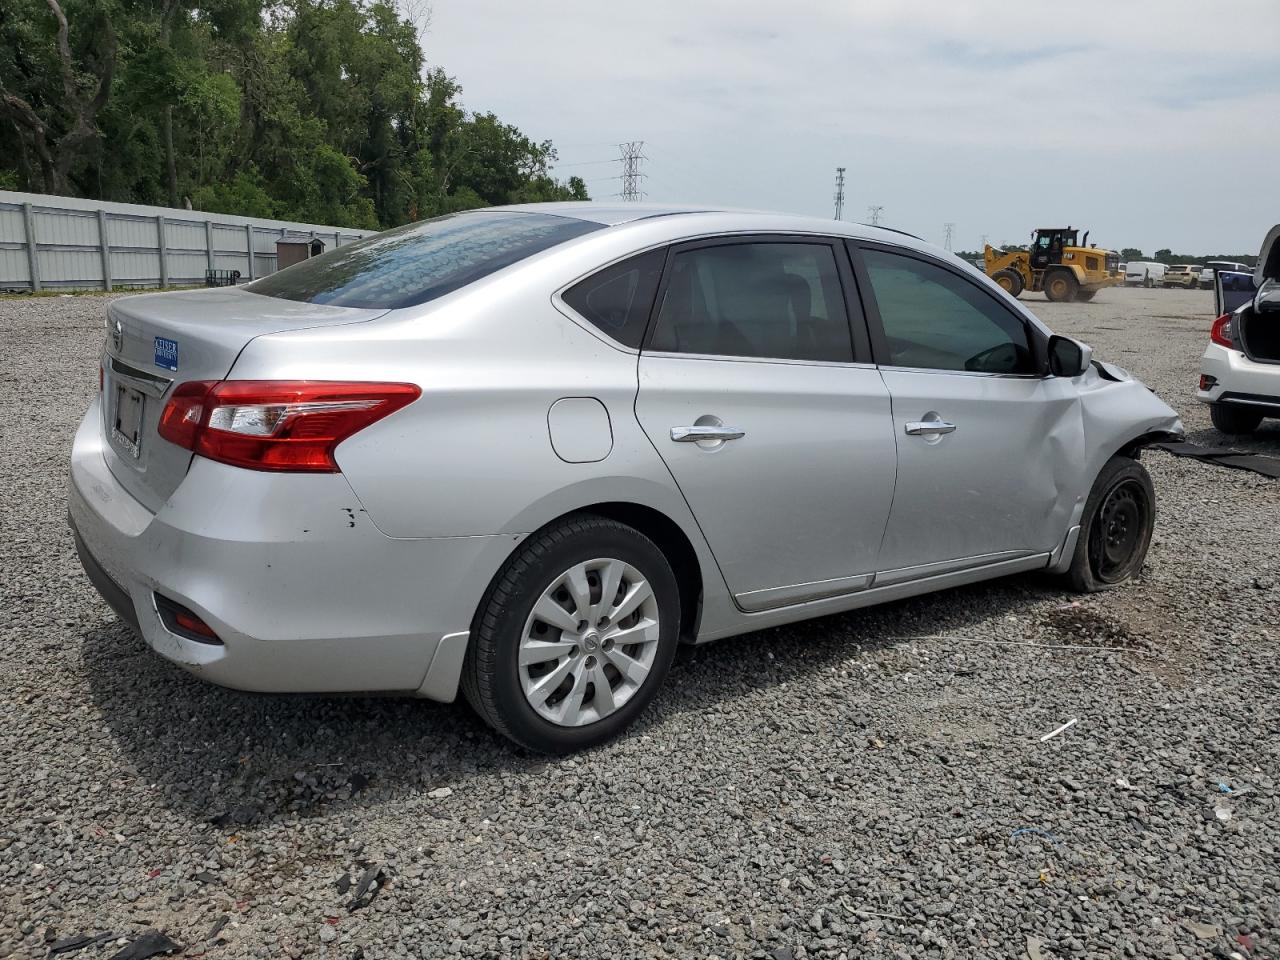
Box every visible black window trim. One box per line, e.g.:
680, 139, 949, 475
846, 239, 1050, 378
639, 233, 875, 366
552, 241, 675, 355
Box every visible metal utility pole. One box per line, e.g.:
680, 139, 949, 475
618, 141, 646, 201
980, 234, 989, 248
867, 204, 884, 226
833, 167, 846, 221
943, 222, 955, 252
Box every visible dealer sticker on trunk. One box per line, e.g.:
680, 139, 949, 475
154, 337, 178, 371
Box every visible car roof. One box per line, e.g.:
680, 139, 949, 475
486, 202, 723, 226
482, 201, 925, 243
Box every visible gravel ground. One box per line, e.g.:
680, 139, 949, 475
1, 287, 1278, 960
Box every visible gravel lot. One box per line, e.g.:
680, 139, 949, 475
1, 287, 1277, 960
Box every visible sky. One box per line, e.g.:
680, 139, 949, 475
412, 0, 1280, 256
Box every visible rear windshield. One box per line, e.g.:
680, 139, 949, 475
248, 211, 603, 309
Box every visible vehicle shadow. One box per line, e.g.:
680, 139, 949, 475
82, 574, 1059, 828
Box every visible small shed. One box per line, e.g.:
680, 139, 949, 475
276, 237, 326, 269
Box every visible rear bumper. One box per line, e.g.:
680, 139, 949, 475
71, 525, 139, 633
68, 396, 513, 699
1197, 343, 1280, 408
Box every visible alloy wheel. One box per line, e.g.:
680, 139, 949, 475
518, 558, 661, 727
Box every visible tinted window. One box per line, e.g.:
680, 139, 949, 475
862, 249, 1034, 374
248, 211, 602, 309
649, 243, 853, 362
561, 249, 665, 348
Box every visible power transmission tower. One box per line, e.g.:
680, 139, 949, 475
618, 141, 646, 201
867, 204, 884, 226
980, 234, 989, 248
943, 222, 955, 252
833, 167, 846, 221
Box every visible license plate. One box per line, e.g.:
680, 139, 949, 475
112, 384, 146, 459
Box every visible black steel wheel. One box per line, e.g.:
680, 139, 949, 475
1063, 457, 1155, 592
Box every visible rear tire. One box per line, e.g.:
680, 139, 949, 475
1063, 457, 1155, 593
1044, 270, 1078, 303
461, 514, 681, 754
991, 268, 1025, 298
1209, 403, 1264, 435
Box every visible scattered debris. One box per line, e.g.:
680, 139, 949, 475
208, 804, 262, 828
205, 917, 229, 942
1184, 920, 1223, 939
1218, 782, 1234, 794
1040, 718, 1079, 742
48, 932, 119, 955
335, 871, 352, 895
1010, 828, 1063, 847
1115, 777, 1137, 790
107, 930, 182, 960
348, 863, 385, 910
1026, 935, 1046, 960
1214, 805, 1233, 822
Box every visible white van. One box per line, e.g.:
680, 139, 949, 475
1124, 262, 1166, 287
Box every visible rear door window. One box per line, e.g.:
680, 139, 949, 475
248, 211, 602, 309
860, 248, 1035, 374
647, 242, 855, 363
561, 249, 665, 348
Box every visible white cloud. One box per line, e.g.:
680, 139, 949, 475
415, 0, 1280, 253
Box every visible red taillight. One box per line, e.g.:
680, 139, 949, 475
157, 380, 214, 450
158, 380, 420, 472
1210, 313, 1234, 348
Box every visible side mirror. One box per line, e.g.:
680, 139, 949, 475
1048, 335, 1093, 377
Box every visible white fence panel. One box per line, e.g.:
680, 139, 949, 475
0, 190, 373, 292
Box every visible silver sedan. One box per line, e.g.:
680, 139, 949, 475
70, 203, 1183, 752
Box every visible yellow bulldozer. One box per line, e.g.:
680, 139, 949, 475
984, 227, 1123, 302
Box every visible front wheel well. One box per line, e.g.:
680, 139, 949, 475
1117, 430, 1183, 460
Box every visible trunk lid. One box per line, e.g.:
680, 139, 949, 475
100, 286, 386, 512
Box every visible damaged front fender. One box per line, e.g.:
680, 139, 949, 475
1076, 362, 1184, 483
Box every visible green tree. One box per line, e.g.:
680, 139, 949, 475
0, 0, 588, 227
1121, 248, 1143, 259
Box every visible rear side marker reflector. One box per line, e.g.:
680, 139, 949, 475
154, 594, 223, 645
158, 380, 420, 472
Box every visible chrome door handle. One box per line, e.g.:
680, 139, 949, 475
670, 425, 745, 442
904, 420, 957, 436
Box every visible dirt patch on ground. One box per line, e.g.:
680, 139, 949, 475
1041, 603, 1149, 649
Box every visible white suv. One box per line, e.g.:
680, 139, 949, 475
1197, 229, 1280, 434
